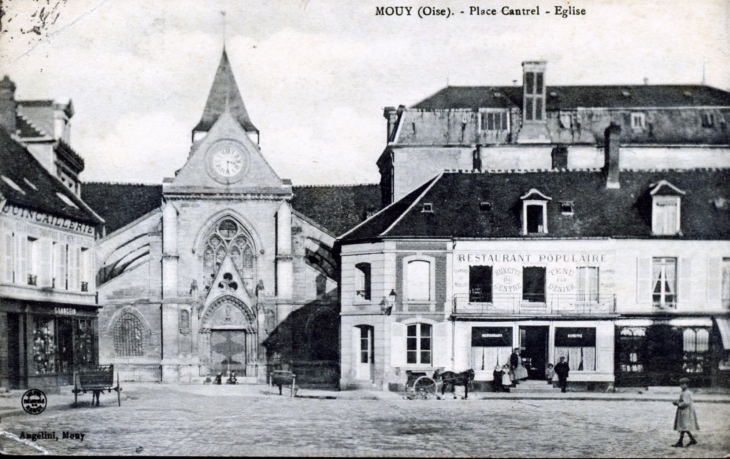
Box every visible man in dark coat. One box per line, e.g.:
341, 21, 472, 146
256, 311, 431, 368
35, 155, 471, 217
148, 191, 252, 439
554, 356, 570, 393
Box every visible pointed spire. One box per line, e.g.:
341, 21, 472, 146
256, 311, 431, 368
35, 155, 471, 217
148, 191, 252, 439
193, 49, 258, 135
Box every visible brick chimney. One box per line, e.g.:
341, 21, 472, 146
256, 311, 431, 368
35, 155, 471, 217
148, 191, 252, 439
604, 122, 621, 189
384, 105, 404, 143
551, 145, 568, 169
0, 76, 17, 135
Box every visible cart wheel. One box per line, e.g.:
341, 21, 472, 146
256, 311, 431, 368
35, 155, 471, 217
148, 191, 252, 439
413, 376, 437, 400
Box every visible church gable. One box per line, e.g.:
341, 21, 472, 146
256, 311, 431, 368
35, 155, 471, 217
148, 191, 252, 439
165, 111, 284, 192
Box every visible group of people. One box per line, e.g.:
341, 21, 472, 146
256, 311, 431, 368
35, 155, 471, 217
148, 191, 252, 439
490, 348, 571, 393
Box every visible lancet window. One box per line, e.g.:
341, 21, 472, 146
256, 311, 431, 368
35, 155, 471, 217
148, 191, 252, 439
202, 219, 255, 295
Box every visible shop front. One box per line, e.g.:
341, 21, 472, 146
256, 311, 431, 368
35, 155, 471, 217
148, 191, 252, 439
1, 300, 98, 389
615, 317, 728, 388
460, 320, 615, 389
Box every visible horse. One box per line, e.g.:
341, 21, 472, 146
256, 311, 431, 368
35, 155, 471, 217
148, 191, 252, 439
433, 369, 476, 400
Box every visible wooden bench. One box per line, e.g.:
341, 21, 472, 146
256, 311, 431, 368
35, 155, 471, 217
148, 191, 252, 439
72, 365, 122, 407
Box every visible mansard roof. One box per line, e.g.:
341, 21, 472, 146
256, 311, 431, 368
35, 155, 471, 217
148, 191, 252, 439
339, 168, 730, 243
193, 49, 258, 134
0, 127, 102, 224
412, 85, 730, 111
82, 183, 163, 235
292, 184, 381, 237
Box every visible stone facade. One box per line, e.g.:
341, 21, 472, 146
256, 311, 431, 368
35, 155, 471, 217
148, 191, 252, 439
93, 51, 341, 385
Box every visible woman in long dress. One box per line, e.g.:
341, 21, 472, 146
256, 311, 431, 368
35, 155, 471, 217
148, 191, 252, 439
513, 357, 529, 381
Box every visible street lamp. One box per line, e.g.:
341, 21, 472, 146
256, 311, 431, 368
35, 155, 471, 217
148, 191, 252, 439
382, 289, 396, 315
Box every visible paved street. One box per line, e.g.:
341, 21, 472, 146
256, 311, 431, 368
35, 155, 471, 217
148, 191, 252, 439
1, 384, 729, 457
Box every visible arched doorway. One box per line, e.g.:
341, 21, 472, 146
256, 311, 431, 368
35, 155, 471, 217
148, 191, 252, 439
200, 296, 257, 377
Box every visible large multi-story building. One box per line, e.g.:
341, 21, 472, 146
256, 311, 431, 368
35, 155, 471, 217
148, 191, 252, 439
0, 76, 104, 390
339, 61, 730, 391
379, 61, 730, 206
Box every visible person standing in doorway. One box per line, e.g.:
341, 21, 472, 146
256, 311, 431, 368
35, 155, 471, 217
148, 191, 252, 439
510, 348, 522, 384
672, 378, 699, 447
554, 356, 570, 393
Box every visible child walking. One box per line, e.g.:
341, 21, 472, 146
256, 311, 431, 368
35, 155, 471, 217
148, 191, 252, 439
672, 377, 699, 447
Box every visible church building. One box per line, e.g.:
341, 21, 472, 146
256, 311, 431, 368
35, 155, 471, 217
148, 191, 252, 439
84, 50, 379, 385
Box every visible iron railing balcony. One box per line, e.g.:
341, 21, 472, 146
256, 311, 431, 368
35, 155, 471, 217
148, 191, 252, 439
453, 292, 617, 315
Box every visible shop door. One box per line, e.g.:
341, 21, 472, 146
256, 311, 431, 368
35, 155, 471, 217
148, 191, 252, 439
210, 330, 247, 376
356, 326, 374, 381
57, 319, 74, 384
7, 313, 22, 389
520, 326, 549, 379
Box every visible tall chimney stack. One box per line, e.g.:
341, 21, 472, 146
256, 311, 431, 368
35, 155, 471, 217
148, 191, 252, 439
604, 122, 621, 189
551, 145, 568, 169
0, 76, 17, 135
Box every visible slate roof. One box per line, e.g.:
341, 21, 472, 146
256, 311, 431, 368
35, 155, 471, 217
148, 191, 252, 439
412, 85, 730, 111
0, 127, 102, 224
292, 184, 381, 237
193, 50, 258, 134
82, 183, 163, 235
339, 169, 730, 243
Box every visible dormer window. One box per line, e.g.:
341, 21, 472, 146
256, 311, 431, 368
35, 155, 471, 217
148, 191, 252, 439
702, 113, 715, 128
479, 201, 492, 211
421, 203, 433, 213
559, 201, 574, 215
650, 180, 686, 236
480, 111, 509, 132
631, 113, 646, 130
521, 189, 551, 235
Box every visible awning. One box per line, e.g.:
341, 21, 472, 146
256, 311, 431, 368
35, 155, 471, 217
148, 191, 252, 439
715, 317, 730, 350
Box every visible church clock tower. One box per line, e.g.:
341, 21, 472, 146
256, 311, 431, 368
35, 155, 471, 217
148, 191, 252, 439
159, 49, 293, 383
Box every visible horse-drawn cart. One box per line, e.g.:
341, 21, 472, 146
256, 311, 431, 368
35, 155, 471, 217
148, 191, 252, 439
403, 370, 442, 400
403, 368, 475, 400
72, 365, 122, 407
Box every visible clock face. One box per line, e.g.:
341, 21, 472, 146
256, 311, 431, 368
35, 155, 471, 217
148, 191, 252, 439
212, 147, 244, 177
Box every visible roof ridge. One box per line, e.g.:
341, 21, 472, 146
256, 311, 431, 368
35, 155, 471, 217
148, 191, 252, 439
85, 181, 163, 186
380, 172, 444, 237
293, 183, 379, 189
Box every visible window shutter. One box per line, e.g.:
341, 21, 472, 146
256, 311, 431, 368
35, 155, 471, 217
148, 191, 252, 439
2, 230, 12, 283
68, 245, 80, 291
432, 322, 449, 369
679, 258, 692, 304
57, 243, 67, 289
637, 257, 652, 302
707, 257, 721, 302
16, 235, 27, 284
390, 322, 406, 367
39, 239, 52, 287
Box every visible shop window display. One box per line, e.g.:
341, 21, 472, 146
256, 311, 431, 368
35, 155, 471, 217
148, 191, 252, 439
75, 319, 95, 368
554, 327, 596, 371
33, 317, 56, 374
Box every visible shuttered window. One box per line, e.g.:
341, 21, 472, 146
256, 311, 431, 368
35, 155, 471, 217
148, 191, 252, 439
3, 230, 14, 283
577, 267, 599, 302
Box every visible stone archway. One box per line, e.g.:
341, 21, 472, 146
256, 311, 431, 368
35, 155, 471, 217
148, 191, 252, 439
199, 296, 258, 377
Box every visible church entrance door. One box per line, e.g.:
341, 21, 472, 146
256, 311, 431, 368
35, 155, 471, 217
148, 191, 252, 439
210, 330, 247, 376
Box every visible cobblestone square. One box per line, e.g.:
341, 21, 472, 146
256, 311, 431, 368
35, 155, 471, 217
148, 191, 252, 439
1, 385, 729, 457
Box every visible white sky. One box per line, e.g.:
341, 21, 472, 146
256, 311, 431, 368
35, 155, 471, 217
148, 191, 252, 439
1, 0, 728, 185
